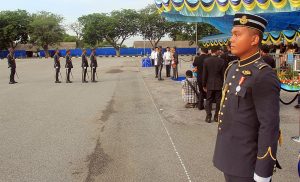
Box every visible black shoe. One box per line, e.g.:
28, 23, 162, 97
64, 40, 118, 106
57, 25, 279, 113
83, 81, 88, 83
295, 105, 300, 109
66, 81, 72, 83
9, 81, 15, 84
205, 116, 212, 123
92, 80, 98, 83
55, 81, 61, 83
155, 76, 158, 78
13, 81, 18, 84
213, 116, 218, 122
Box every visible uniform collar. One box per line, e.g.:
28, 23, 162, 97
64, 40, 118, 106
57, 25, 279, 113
238, 52, 261, 67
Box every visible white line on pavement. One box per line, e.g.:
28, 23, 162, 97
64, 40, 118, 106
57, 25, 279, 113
135, 62, 192, 182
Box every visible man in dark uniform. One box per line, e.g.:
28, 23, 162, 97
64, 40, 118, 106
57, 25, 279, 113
7, 48, 17, 84
202, 47, 225, 123
172, 46, 179, 80
90, 49, 98, 83
221, 42, 239, 69
193, 48, 209, 110
213, 13, 280, 182
81, 49, 89, 83
54, 49, 61, 83
260, 45, 276, 69
65, 49, 73, 83
157, 46, 164, 81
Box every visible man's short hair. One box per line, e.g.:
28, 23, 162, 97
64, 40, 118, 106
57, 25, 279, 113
260, 45, 270, 54
211, 46, 219, 53
201, 48, 208, 54
186, 70, 193, 78
249, 28, 263, 46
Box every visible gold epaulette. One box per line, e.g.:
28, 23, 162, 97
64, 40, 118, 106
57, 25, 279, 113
254, 61, 270, 70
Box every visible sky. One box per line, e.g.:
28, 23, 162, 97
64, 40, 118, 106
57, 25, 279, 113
0, 0, 165, 46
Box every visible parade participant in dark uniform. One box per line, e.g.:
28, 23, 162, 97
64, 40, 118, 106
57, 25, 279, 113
54, 49, 61, 83
221, 42, 239, 69
7, 48, 17, 84
81, 49, 89, 83
90, 49, 98, 83
157, 46, 164, 81
213, 13, 281, 182
65, 49, 73, 83
193, 48, 209, 110
260, 45, 276, 69
171, 47, 179, 80
202, 47, 225, 122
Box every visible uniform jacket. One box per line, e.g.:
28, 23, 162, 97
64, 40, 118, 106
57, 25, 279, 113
213, 52, 280, 178
202, 55, 225, 91
82, 54, 89, 68
54, 54, 60, 68
90, 53, 98, 68
65, 55, 73, 69
7, 53, 16, 69
157, 51, 163, 66
193, 54, 208, 82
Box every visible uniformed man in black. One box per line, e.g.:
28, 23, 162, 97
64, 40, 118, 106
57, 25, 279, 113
202, 47, 225, 122
7, 48, 17, 84
90, 49, 98, 83
81, 49, 89, 83
157, 46, 164, 81
193, 48, 209, 110
54, 49, 61, 83
260, 45, 276, 69
213, 13, 280, 182
65, 49, 73, 83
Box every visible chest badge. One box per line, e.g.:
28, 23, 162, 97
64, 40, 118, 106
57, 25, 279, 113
242, 70, 252, 76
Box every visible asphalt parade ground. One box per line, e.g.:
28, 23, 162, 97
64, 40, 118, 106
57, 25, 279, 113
0, 57, 298, 182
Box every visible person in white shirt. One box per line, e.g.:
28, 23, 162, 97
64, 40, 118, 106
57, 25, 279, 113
150, 48, 156, 67
163, 47, 172, 77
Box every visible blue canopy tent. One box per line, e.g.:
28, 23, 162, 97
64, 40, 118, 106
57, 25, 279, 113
155, 0, 300, 34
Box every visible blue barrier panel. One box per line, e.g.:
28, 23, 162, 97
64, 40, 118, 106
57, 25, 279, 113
2, 47, 197, 58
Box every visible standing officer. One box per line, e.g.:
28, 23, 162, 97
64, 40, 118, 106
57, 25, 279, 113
157, 46, 164, 81
202, 47, 225, 123
193, 48, 209, 110
7, 48, 17, 84
81, 49, 89, 83
90, 49, 98, 83
54, 49, 61, 83
213, 13, 281, 182
65, 49, 73, 83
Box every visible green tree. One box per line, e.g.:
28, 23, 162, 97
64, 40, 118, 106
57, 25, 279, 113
29, 11, 65, 57
69, 21, 84, 48
138, 4, 173, 48
63, 33, 77, 42
80, 9, 139, 56
0, 10, 31, 50
169, 23, 220, 46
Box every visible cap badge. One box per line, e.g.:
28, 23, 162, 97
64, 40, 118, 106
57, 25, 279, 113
240, 16, 248, 25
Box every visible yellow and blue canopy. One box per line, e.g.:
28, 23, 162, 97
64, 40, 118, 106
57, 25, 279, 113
201, 30, 300, 47
155, 0, 300, 34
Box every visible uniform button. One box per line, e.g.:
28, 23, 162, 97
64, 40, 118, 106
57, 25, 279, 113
225, 98, 228, 100
221, 112, 224, 115
232, 75, 236, 79
229, 83, 232, 86
219, 127, 222, 131
219, 120, 222, 123
236, 69, 239, 72
227, 90, 230, 93
223, 105, 226, 108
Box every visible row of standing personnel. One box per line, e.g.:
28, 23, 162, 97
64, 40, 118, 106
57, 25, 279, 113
6, 49, 99, 84
54, 49, 98, 83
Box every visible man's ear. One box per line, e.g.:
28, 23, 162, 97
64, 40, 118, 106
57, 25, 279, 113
250, 34, 260, 46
